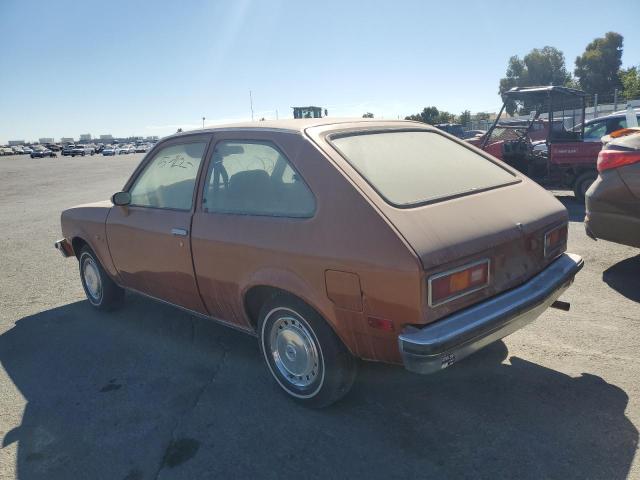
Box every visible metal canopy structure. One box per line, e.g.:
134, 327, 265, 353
502, 86, 588, 102
293, 106, 324, 119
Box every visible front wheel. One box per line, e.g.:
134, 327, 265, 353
573, 171, 597, 203
79, 247, 124, 310
258, 294, 357, 407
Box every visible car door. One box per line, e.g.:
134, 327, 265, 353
106, 134, 211, 313
190, 133, 317, 327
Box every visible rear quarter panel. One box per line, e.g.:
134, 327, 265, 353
190, 130, 422, 363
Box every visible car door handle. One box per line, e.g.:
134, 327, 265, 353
171, 228, 188, 237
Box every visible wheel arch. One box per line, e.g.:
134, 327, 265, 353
242, 278, 355, 356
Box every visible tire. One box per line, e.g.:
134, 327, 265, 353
79, 247, 124, 311
258, 294, 357, 407
573, 171, 597, 202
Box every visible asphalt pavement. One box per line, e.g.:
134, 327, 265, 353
0, 153, 639, 479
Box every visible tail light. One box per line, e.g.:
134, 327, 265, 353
597, 150, 640, 173
544, 224, 567, 258
428, 259, 490, 307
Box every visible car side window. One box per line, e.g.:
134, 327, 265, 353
584, 121, 606, 140
129, 141, 206, 210
203, 140, 315, 217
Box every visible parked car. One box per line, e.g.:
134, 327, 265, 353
585, 129, 640, 247
582, 108, 640, 143
71, 145, 95, 157
62, 145, 75, 156
102, 146, 117, 156
56, 119, 583, 406
31, 148, 55, 158
11, 146, 25, 154
22, 147, 33, 155
135, 144, 149, 153
0, 147, 13, 155
435, 123, 465, 138
116, 145, 130, 155
462, 129, 486, 140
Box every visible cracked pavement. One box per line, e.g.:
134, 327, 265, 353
0, 154, 639, 479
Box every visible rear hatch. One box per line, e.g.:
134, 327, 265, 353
316, 125, 568, 322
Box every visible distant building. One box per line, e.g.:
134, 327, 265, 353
8, 140, 25, 146
99, 134, 114, 141
39, 137, 54, 144
60, 137, 74, 143
79, 134, 92, 142
145, 136, 159, 141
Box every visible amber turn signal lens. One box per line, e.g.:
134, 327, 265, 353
429, 260, 489, 306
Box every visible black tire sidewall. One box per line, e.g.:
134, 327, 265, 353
574, 172, 597, 202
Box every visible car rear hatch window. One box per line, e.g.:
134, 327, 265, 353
329, 130, 518, 207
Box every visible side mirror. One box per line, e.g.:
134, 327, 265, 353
111, 191, 131, 206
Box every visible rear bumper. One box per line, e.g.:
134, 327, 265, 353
399, 253, 583, 374
54, 238, 74, 258
584, 211, 640, 248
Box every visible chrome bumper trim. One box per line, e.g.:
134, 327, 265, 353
399, 253, 583, 374
54, 238, 73, 258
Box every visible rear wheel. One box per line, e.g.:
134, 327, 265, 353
79, 247, 124, 311
573, 171, 597, 202
258, 294, 357, 407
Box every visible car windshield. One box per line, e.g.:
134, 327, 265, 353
330, 130, 517, 206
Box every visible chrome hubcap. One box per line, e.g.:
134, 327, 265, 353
269, 316, 319, 388
83, 258, 102, 302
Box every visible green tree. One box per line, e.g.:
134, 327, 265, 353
458, 110, 471, 125
574, 32, 623, 96
362, 112, 374, 118
405, 106, 454, 124
620, 66, 640, 99
499, 46, 571, 115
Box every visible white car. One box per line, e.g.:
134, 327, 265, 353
135, 144, 149, 153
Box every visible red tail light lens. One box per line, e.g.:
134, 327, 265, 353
429, 260, 490, 307
544, 224, 567, 258
597, 150, 640, 173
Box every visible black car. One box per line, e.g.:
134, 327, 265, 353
31, 149, 55, 158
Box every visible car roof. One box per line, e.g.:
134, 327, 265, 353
165, 118, 421, 140
586, 108, 640, 123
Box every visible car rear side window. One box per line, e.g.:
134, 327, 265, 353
330, 130, 517, 207
203, 140, 315, 217
129, 142, 206, 210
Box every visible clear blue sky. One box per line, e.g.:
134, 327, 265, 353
1, 0, 638, 143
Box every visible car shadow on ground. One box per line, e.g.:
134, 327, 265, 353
0, 296, 637, 479
603, 254, 640, 303
556, 193, 585, 223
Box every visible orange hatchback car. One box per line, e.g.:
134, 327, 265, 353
56, 119, 583, 406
